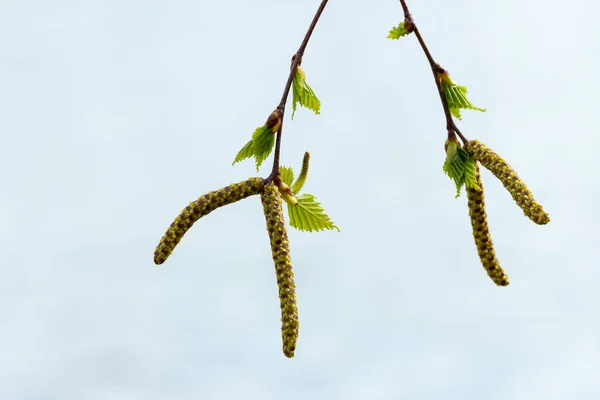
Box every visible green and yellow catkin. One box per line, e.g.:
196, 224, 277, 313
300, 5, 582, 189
154, 177, 264, 265
465, 140, 550, 225
467, 163, 510, 286
291, 152, 310, 194
260, 183, 299, 358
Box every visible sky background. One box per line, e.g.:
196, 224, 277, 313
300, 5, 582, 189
1, 0, 599, 399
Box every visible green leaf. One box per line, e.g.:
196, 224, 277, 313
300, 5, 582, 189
443, 148, 479, 198
232, 139, 254, 165
251, 125, 275, 171
292, 68, 321, 119
463, 156, 480, 191
443, 157, 464, 198
280, 166, 294, 187
288, 193, 339, 232
387, 22, 409, 39
441, 81, 486, 120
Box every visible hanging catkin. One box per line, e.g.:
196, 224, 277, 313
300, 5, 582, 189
467, 163, 510, 286
154, 177, 264, 265
260, 183, 299, 358
465, 140, 550, 225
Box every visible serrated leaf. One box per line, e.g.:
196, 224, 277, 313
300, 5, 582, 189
443, 148, 479, 198
280, 166, 294, 187
292, 68, 321, 119
387, 22, 409, 39
287, 193, 339, 232
441, 81, 486, 120
251, 125, 275, 171
443, 157, 464, 198
463, 155, 480, 191
233, 139, 254, 165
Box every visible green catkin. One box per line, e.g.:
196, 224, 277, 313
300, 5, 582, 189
467, 163, 510, 286
153, 177, 264, 265
465, 140, 550, 225
260, 183, 299, 358
291, 152, 310, 195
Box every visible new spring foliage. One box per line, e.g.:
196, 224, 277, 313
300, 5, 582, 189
467, 163, 510, 286
233, 110, 283, 171
387, 22, 411, 39
292, 66, 321, 119
279, 153, 339, 232
465, 140, 550, 225
260, 183, 299, 358
153, 177, 264, 265
440, 72, 486, 120
443, 139, 480, 198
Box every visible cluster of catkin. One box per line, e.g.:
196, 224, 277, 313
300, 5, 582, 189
153, 178, 299, 358
463, 140, 550, 286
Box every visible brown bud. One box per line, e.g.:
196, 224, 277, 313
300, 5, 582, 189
403, 17, 415, 34
266, 109, 283, 133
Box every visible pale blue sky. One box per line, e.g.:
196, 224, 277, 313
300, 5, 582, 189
1, 0, 599, 399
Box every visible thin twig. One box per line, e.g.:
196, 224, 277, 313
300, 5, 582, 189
268, 0, 329, 182
398, 0, 468, 144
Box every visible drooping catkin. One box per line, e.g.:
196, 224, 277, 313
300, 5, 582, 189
260, 183, 299, 358
154, 177, 264, 265
464, 140, 550, 225
467, 163, 510, 286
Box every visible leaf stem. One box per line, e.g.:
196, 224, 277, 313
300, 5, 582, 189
268, 0, 329, 182
398, 0, 468, 144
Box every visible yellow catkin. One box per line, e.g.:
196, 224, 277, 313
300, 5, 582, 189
465, 140, 550, 225
467, 163, 510, 286
260, 183, 299, 358
153, 177, 264, 265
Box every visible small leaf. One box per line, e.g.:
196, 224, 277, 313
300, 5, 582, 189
252, 125, 276, 171
288, 193, 339, 232
280, 166, 294, 187
463, 156, 480, 191
443, 157, 464, 198
233, 139, 255, 165
443, 148, 479, 198
234, 111, 282, 170
441, 78, 486, 120
292, 67, 321, 119
387, 22, 410, 39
